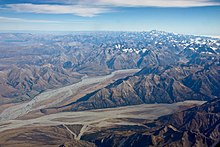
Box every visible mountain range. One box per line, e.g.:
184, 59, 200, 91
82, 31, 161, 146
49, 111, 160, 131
0, 31, 219, 105
0, 30, 220, 147
80, 98, 220, 147
1, 98, 219, 147
42, 55, 220, 114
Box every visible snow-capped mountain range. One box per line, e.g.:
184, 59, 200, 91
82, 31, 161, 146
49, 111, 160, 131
0, 30, 219, 104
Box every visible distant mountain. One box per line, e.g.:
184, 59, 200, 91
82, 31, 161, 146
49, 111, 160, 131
0, 31, 219, 104
81, 98, 220, 147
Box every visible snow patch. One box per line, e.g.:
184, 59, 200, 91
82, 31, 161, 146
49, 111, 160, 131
142, 48, 148, 53
115, 44, 121, 49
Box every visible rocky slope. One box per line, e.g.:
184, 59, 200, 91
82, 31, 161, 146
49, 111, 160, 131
0, 99, 219, 147
81, 98, 220, 147
0, 124, 95, 147
42, 57, 219, 113
0, 65, 82, 104
1, 31, 220, 104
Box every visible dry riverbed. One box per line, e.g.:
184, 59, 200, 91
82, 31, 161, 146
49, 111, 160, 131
0, 69, 140, 121
0, 100, 205, 133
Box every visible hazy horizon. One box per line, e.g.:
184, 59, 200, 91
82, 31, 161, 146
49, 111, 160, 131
0, 0, 220, 36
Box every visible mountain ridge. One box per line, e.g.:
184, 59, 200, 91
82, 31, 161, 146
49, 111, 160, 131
80, 98, 220, 147
42, 58, 219, 114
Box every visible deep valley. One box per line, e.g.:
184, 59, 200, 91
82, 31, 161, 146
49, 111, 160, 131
0, 31, 219, 147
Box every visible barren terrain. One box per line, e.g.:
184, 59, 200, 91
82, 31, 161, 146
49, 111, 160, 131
0, 69, 140, 121
0, 101, 205, 133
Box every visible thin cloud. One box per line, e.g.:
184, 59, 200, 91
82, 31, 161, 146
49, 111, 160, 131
0, 16, 62, 23
3, 0, 220, 17
0, 16, 92, 24
6, 3, 111, 17
23, 0, 220, 7
96, 0, 220, 7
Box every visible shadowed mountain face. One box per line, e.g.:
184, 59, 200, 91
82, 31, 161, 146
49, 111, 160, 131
42, 58, 219, 113
81, 98, 220, 147
0, 31, 219, 105
0, 99, 218, 147
0, 124, 96, 147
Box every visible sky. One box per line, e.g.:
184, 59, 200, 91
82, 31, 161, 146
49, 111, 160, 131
0, 0, 220, 35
